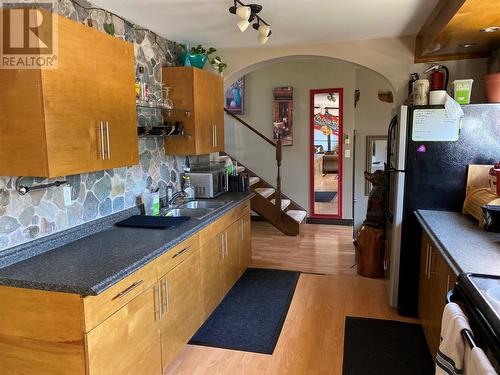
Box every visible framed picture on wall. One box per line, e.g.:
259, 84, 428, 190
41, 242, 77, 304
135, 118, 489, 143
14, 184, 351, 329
272, 86, 293, 146
225, 77, 244, 114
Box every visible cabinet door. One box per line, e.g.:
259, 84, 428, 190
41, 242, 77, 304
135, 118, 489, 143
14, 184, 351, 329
160, 250, 202, 372
95, 32, 138, 169
239, 212, 252, 275
223, 221, 242, 293
41, 17, 102, 177
164, 68, 197, 155
418, 234, 434, 353
199, 234, 224, 319
86, 287, 162, 375
211, 74, 225, 152
193, 70, 214, 155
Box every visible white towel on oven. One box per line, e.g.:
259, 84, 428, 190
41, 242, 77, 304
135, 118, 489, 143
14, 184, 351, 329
464, 347, 498, 375
436, 302, 470, 375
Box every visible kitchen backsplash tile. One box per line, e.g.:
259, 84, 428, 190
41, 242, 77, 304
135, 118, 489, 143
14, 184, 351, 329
0, 0, 188, 251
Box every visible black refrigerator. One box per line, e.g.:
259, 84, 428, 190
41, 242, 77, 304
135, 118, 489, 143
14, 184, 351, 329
385, 104, 500, 316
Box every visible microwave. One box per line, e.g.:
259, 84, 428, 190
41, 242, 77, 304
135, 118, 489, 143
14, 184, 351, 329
186, 171, 228, 198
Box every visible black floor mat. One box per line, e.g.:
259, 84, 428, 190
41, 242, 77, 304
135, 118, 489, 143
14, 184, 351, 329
342, 317, 434, 375
189, 268, 300, 354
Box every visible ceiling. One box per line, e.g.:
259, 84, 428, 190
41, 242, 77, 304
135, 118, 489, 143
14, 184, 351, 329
92, 0, 441, 49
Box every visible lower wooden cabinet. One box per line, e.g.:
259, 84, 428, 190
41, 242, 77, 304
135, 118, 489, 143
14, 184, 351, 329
86, 287, 162, 375
223, 220, 243, 293
418, 231, 457, 360
200, 233, 224, 318
159, 249, 202, 372
0, 200, 252, 375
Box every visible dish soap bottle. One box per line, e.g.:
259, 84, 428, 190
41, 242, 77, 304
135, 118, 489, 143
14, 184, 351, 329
183, 175, 195, 200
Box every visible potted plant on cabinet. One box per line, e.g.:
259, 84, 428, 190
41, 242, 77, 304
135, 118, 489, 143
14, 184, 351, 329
187, 45, 216, 69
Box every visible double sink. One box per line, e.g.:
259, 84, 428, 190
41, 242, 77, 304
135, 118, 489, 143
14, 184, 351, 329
160, 200, 230, 220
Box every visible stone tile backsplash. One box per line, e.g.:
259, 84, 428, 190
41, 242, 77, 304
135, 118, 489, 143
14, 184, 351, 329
0, 0, 188, 251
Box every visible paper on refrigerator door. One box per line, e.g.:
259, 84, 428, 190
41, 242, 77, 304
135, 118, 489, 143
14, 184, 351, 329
412, 108, 461, 142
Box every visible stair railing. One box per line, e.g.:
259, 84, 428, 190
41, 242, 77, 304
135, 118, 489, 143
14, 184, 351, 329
224, 108, 283, 221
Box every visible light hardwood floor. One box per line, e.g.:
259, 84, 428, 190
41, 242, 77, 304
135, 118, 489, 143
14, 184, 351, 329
165, 223, 416, 375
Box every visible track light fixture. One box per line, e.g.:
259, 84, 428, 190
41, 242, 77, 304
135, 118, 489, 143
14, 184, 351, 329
228, 0, 271, 43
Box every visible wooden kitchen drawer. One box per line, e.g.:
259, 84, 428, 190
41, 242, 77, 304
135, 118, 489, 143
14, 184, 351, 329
82, 261, 157, 332
236, 201, 251, 217
199, 201, 250, 243
156, 234, 199, 278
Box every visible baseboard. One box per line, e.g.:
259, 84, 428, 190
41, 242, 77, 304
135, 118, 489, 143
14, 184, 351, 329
306, 217, 353, 226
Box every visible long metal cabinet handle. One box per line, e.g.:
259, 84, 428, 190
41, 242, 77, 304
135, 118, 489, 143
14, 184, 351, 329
105, 121, 111, 159
163, 278, 169, 313
220, 233, 225, 258
112, 279, 144, 300
427, 244, 433, 279
100, 121, 105, 160
172, 246, 191, 258
214, 125, 217, 147
424, 243, 430, 278
156, 284, 163, 320
225, 232, 228, 257
240, 219, 244, 241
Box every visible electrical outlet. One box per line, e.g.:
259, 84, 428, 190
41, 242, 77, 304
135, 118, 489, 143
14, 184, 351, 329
63, 186, 72, 206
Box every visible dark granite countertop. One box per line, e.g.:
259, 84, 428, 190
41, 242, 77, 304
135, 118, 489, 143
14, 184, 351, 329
0, 192, 253, 296
415, 210, 500, 276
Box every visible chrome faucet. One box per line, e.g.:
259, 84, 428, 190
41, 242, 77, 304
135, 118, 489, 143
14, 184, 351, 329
168, 190, 187, 207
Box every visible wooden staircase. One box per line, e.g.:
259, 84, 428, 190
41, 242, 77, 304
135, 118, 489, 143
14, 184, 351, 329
222, 109, 308, 236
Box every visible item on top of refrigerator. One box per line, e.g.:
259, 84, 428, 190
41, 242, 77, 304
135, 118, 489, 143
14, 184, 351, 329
429, 90, 447, 105
481, 205, 500, 232
413, 79, 430, 105
444, 94, 464, 120
452, 79, 474, 104
424, 64, 449, 91
408, 73, 420, 97
482, 72, 500, 103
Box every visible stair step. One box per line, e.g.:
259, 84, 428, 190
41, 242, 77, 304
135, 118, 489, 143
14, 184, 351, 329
286, 210, 307, 223
236, 166, 245, 173
270, 198, 291, 210
249, 176, 260, 186
254, 187, 275, 199
251, 210, 259, 216
218, 155, 230, 162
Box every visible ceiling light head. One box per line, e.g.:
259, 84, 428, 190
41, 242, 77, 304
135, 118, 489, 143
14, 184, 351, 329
237, 19, 250, 32
258, 35, 269, 45
480, 26, 500, 33
236, 5, 251, 20
248, 4, 262, 14
460, 43, 477, 48
258, 24, 271, 37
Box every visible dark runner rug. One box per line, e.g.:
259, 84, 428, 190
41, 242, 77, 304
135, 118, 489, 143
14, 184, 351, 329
189, 268, 300, 354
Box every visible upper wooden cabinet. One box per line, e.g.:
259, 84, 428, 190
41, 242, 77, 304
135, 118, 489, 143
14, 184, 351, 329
0, 10, 138, 177
162, 67, 224, 155
415, 0, 500, 62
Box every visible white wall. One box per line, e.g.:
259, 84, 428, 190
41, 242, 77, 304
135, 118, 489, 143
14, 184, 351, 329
225, 58, 380, 220
353, 67, 395, 230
